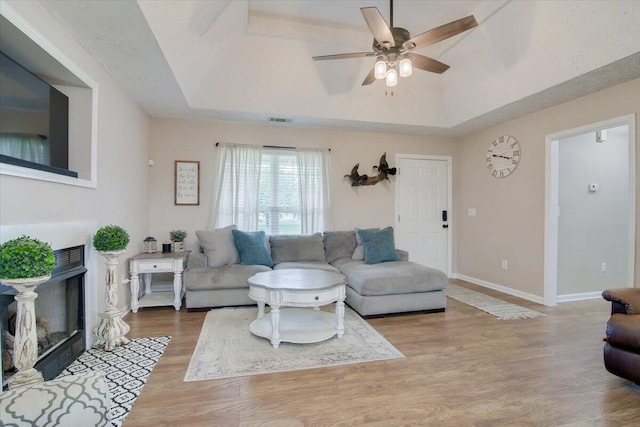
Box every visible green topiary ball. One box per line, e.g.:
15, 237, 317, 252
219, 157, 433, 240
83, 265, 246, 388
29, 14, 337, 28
0, 235, 56, 279
93, 225, 130, 252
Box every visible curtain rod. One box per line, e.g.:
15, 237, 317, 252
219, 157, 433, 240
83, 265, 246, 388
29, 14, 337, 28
215, 142, 330, 152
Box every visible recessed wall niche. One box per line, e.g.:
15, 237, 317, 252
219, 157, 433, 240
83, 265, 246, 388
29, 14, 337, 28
0, 4, 97, 187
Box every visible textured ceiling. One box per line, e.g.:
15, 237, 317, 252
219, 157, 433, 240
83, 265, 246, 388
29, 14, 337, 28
38, 0, 640, 137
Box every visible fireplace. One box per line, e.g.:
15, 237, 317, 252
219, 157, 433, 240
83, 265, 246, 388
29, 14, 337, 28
1, 245, 87, 388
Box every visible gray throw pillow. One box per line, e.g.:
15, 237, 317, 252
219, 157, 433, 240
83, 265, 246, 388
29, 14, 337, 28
196, 225, 239, 267
352, 227, 379, 261
323, 230, 357, 263
270, 233, 326, 264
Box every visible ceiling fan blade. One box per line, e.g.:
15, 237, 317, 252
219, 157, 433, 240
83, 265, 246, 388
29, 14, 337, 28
403, 15, 478, 50
312, 52, 375, 61
407, 53, 450, 74
361, 7, 395, 48
362, 67, 376, 86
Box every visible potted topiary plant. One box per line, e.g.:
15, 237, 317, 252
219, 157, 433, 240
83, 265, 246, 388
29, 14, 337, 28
169, 230, 187, 252
0, 235, 56, 388
91, 225, 130, 351
0, 235, 56, 282
92, 224, 130, 253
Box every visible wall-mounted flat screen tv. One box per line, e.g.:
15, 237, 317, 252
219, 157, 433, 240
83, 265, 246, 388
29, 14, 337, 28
0, 51, 76, 178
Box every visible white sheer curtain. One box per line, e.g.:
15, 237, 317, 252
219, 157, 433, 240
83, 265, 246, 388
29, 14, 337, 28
0, 133, 50, 164
210, 143, 263, 231
296, 147, 330, 234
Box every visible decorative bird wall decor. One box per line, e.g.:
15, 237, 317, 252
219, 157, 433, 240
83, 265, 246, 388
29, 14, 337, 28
373, 152, 397, 180
344, 153, 396, 186
344, 163, 368, 186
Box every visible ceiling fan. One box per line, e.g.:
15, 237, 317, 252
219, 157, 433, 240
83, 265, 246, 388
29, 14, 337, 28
312, 0, 478, 87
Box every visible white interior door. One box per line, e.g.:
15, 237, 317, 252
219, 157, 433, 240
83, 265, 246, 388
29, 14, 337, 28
395, 156, 450, 274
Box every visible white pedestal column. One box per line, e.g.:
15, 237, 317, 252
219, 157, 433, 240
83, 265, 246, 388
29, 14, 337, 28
1, 276, 49, 389
92, 251, 130, 351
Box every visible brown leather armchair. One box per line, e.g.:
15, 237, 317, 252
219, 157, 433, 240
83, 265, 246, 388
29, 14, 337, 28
602, 288, 640, 384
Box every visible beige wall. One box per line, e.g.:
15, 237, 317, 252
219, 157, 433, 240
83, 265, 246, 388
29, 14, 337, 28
0, 1, 150, 314
148, 119, 457, 252
455, 78, 640, 299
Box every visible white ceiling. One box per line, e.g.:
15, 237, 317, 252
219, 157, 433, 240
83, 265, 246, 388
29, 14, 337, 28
39, 0, 640, 137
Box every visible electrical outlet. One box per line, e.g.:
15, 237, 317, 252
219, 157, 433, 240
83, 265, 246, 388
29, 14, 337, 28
501, 260, 508, 270
601, 262, 607, 272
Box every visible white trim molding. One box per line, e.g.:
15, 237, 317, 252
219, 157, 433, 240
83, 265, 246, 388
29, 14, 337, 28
544, 114, 636, 307
453, 274, 546, 305
556, 292, 603, 303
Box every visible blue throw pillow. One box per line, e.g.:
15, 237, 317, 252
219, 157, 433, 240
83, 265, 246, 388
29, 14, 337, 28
231, 230, 274, 267
357, 226, 401, 264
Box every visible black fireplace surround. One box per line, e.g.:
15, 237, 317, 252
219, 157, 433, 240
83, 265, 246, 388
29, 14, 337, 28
1, 245, 87, 388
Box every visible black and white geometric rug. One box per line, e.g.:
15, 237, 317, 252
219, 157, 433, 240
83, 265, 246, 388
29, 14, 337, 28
57, 336, 171, 427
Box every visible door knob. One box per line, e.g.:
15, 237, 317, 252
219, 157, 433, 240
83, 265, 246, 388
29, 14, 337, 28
443, 224, 449, 229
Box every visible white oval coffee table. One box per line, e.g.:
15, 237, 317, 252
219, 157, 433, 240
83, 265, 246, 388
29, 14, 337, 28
248, 269, 347, 348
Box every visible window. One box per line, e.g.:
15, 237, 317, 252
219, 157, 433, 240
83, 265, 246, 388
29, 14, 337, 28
258, 150, 301, 235
212, 144, 330, 235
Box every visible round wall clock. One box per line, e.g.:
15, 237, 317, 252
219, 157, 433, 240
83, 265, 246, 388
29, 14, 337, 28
486, 135, 521, 178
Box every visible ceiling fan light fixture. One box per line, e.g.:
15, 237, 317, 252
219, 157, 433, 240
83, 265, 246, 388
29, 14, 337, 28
399, 57, 412, 78
314, 2, 477, 88
374, 59, 387, 80
385, 68, 398, 87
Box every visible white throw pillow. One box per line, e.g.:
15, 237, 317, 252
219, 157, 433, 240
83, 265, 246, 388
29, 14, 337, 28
196, 225, 239, 267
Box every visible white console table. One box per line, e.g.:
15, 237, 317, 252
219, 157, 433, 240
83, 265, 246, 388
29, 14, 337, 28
129, 252, 188, 313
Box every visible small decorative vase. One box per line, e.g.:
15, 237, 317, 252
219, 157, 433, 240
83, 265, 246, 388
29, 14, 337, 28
0, 275, 50, 389
92, 250, 130, 351
172, 241, 185, 252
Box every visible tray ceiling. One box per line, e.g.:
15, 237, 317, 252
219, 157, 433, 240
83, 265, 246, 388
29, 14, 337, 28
37, 0, 640, 137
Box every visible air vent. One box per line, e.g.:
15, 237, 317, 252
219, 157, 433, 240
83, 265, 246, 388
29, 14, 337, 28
268, 117, 292, 124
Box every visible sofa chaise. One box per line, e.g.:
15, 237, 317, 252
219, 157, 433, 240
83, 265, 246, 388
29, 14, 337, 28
184, 228, 447, 316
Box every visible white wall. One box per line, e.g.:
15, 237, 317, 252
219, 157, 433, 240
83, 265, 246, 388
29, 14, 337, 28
0, 1, 150, 318
558, 126, 630, 295
455, 78, 639, 300
148, 119, 457, 252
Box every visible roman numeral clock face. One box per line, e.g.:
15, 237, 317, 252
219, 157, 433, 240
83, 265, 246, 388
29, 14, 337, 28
486, 135, 521, 178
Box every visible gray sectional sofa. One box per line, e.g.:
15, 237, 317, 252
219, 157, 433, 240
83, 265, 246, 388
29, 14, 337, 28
184, 229, 447, 316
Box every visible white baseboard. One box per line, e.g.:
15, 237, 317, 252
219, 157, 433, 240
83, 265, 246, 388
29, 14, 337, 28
556, 291, 603, 303
452, 274, 546, 305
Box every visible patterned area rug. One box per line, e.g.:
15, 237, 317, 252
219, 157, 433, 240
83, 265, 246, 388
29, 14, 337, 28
447, 283, 546, 320
184, 307, 403, 381
58, 336, 171, 427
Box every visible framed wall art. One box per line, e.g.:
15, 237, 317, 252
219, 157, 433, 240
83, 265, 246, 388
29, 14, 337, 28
175, 160, 200, 205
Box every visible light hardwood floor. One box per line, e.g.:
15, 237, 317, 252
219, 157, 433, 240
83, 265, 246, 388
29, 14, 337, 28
123, 280, 639, 426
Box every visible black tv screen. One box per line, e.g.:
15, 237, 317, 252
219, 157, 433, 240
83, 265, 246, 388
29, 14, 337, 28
0, 51, 76, 178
